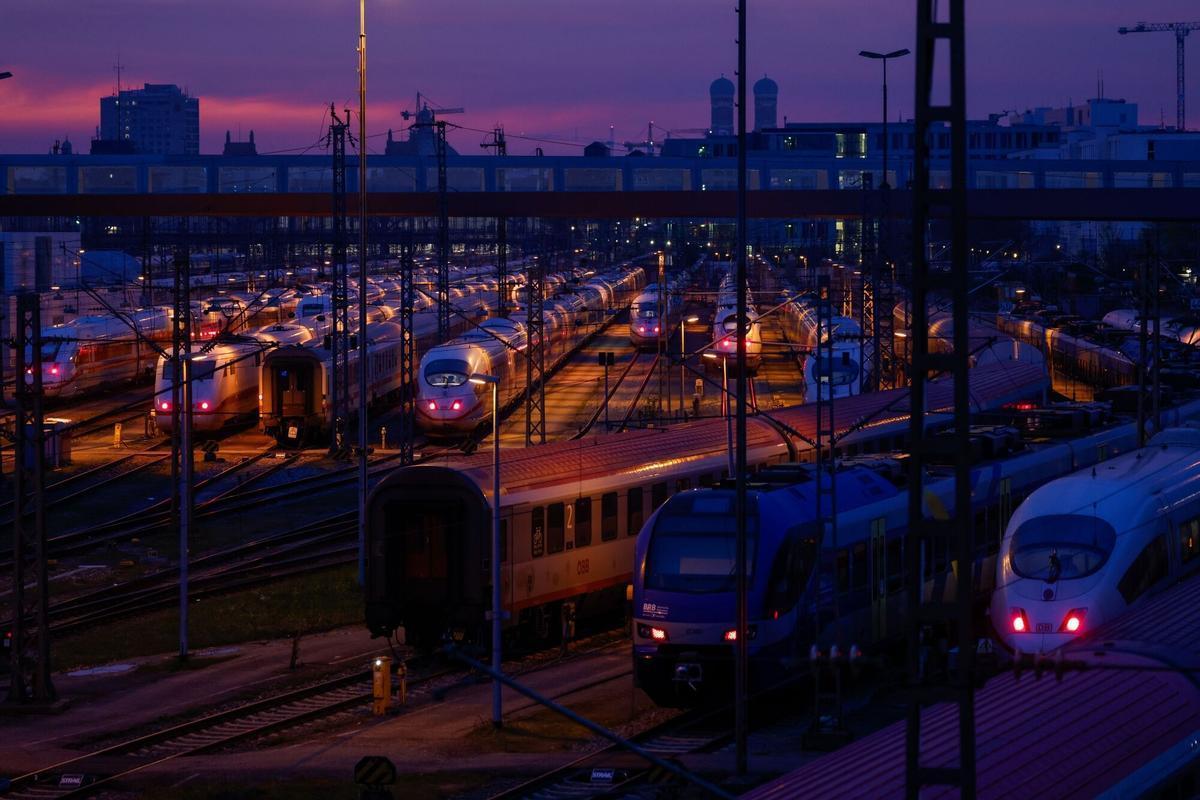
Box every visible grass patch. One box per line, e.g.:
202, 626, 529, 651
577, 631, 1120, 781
53, 566, 363, 671
470, 690, 651, 754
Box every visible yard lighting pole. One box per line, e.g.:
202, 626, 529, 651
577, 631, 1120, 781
858, 48, 910, 189
680, 315, 699, 416
470, 372, 503, 727
704, 353, 733, 475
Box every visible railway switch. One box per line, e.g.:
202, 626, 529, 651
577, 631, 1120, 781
372, 656, 391, 715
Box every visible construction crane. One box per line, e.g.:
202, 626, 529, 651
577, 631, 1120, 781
400, 91, 464, 121
1118, 21, 1200, 131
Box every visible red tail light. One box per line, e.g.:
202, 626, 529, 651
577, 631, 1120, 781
451, 399, 463, 411
199, 401, 210, 411
49, 364, 59, 375
1011, 608, 1029, 633
1060, 608, 1087, 633
653, 325, 660, 334
724, 626, 757, 641
159, 401, 171, 412
637, 325, 645, 333
427, 400, 437, 411
637, 623, 668, 642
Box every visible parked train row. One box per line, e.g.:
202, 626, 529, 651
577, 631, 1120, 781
363, 358, 1049, 651
417, 263, 646, 437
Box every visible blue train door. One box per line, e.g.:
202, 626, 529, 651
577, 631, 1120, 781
870, 517, 887, 641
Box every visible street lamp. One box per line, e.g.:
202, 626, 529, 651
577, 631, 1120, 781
680, 315, 699, 416
470, 372, 503, 728
703, 353, 733, 475
858, 48, 910, 189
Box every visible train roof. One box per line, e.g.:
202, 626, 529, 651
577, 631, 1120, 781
407, 361, 1048, 499
745, 567, 1200, 799
1009, 427, 1200, 532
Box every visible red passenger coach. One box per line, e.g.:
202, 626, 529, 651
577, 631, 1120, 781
365, 361, 1049, 648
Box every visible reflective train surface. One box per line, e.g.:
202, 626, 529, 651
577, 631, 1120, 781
39, 308, 174, 399
993, 424, 1200, 654
709, 269, 762, 372
364, 360, 1048, 650
779, 288, 865, 401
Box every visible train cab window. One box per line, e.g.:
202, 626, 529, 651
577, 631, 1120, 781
574, 498, 592, 548
1010, 514, 1116, 581
547, 503, 565, 554
645, 493, 758, 592
627, 487, 644, 536
652, 482, 668, 510
1180, 518, 1200, 564
601, 492, 618, 541
424, 358, 469, 387
1118, 535, 1169, 604
531, 507, 545, 558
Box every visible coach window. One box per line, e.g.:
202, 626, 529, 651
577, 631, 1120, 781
1118, 534, 1168, 604
652, 482, 668, 510
675, 477, 691, 493
601, 492, 618, 541
1180, 518, 1200, 564
627, 487, 644, 536
531, 506, 545, 558
575, 498, 592, 548
547, 503, 565, 554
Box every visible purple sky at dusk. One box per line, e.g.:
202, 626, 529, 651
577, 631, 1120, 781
1, 0, 1197, 155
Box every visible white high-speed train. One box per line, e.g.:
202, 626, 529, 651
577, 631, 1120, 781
779, 290, 864, 401
993, 424, 1200, 655
416, 264, 645, 437
709, 270, 762, 372
39, 308, 175, 399
628, 284, 675, 350
1102, 308, 1200, 347
154, 323, 313, 434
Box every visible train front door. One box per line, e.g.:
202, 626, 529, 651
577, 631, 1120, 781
278, 363, 313, 417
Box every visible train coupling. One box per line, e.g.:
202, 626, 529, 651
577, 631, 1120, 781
673, 661, 703, 690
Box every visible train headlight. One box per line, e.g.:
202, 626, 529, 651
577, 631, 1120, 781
1060, 608, 1087, 633
1010, 608, 1029, 633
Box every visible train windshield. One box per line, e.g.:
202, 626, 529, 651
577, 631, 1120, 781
1010, 514, 1116, 581
424, 359, 470, 387
40, 340, 62, 361
645, 493, 758, 593
721, 318, 755, 334
635, 304, 658, 318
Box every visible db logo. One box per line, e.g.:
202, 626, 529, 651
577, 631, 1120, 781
576, 559, 590, 575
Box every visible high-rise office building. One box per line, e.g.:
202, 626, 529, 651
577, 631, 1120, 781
99, 83, 199, 155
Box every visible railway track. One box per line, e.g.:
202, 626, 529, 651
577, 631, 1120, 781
572, 350, 645, 438
3, 636, 631, 798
